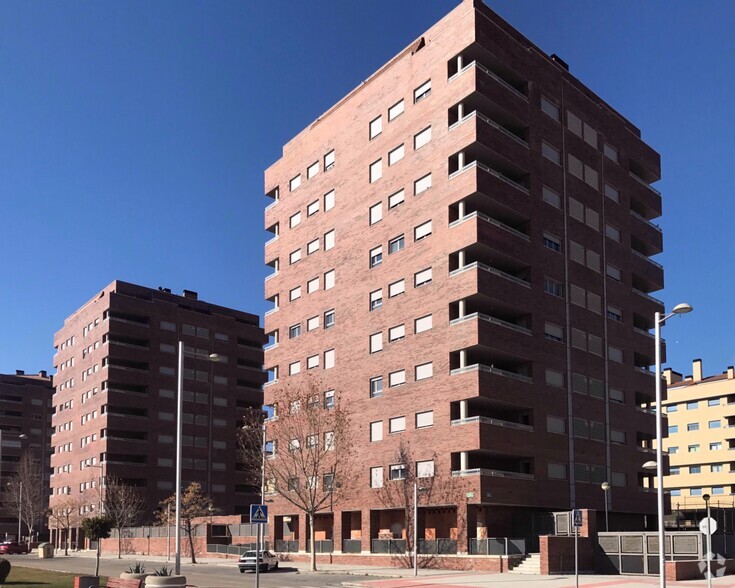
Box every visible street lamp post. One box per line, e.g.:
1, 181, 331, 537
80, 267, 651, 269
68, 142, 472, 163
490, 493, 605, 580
703, 493, 712, 588
601, 482, 610, 532
174, 342, 220, 576
17, 481, 22, 541
653, 303, 693, 588
241, 419, 266, 588
413, 482, 428, 577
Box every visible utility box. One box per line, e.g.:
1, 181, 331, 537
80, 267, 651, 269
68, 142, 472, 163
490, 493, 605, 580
38, 543, 54, 558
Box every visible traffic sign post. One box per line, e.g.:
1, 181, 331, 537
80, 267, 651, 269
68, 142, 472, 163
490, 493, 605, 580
700, 515, 717, 588
572, 510, 582, 588
250, 504, 268, 588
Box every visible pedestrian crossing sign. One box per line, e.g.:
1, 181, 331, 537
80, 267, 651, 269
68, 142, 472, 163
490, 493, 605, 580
251, 504, 268, 524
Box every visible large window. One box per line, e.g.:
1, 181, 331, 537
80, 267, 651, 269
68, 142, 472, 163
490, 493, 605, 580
413, 80, 431, 103
369, 116, 382, 139
370, 376, 383, 398
388, 99, 404, 121
415, 362, 433, 381
414, 126, 432, 150
369, 159, 383, 183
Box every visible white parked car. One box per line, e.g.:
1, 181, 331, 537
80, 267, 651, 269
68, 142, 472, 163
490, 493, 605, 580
238, 549, 279, 573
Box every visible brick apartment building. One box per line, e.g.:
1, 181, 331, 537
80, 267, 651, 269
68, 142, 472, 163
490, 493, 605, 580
262, 0, 665, 559
49, 280, 265, 547
0, 370, 53, 540
661, 360, 735, 528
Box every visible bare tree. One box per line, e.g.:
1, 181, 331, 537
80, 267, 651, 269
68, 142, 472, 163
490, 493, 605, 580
157, 482, 213, 564
5, 453, 46, 549
48, 495, 83, 555
239, 376, 354, 571
104, 477, 146, 558
373, 440, 466, 569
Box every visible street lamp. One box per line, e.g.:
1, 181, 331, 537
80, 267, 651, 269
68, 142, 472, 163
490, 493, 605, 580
601, 482, 610, 532
653, 302, 693, 588
413, 482, 429, 577
175, 343, 220, 576
241, 420, 266, 588
703, 493, 712, 588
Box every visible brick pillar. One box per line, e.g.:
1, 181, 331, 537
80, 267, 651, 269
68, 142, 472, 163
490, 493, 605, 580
457, 501, 474, 555
298, 514, 307, 552
365, 509, 378, 553
332, 510, 342, 552
580, 508, 597, 539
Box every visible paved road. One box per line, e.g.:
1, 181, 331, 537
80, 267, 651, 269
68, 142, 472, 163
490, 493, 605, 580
10, 554, 391, 587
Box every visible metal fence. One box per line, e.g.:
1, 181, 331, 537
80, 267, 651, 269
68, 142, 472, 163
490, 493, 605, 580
371, 539, 406, 554
206, 542, 270, 556
418, 539, 457, 554
469, 537, 527, 555
110, 523, 267, 540
597, 531, 703, 575
275, 540, 299, 552
308, 540, 334, 553
342, 539, 362, 553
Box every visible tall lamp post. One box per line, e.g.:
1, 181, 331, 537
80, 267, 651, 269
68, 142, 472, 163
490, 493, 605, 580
703, 493, 712, 588
601, 482, 610, 532
174, 342, 220, 576
652, 302, 693, 588
241, 418, 266, 588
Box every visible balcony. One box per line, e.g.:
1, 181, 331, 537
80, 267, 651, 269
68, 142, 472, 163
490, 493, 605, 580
449, 211, 530, 243
449, 60, 527, 102
450, 363, 532, 384
451, 416, 533, 432
450, 312, 531, 336
630, 172, 661, 197
633, 288, 664, 307
451, 468, 534, 481
450, 160, 529, 195
451, 262, 530, 289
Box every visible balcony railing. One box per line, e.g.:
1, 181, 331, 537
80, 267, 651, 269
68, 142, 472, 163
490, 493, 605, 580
450, 363, 532, 384
450, 312, 531, 336
449, 211, 530, 242
264, 307, 278, 317
632, 249, 663, 270
449, 160, 529, 195
633, 327, 654, 339
265, 271, 279, 281
633, 288, 664, 306
630, 210, 662, 233
451, 415, 533, 432
630, 172, 661, 196
265, 234, 279, 247
635, 367, 655, 377
265, 199, 278, 212
449, 110, 528, 148
450, 261, 531, 288
449, 60, 528, 102
451, 468, 534, 481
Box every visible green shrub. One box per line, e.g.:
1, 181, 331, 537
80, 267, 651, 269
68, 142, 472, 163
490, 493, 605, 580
127, 562, 145, 573
0, 558, 11, 583
153, 565, 172, 576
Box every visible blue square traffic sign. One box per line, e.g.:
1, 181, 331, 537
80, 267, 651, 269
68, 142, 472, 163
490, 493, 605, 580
250, 504, 268, 524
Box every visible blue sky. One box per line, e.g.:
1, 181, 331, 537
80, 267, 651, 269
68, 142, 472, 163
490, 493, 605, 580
1, 0, 733, 378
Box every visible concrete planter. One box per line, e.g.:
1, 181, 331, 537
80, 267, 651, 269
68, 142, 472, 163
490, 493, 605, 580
120, 572, 150, 585
144, 576, 187, 588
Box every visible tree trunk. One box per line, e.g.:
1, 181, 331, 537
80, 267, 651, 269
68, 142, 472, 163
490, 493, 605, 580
309, 512, 316, 572
118, 529, 122, 559
63, 529, 69, 556
95, 542, 101, 577
187, 524, 197, 564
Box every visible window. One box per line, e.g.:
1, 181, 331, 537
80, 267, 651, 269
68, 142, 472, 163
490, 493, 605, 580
606, 265, 622, 281
288, 361, 300, 376
369, 202, 383, 225
324, 230, 335, 250
542, 185, 561, 208
691, 488, 703, 497
388, 144, 404, 166
608, 346, 623, 363
711, 463, 723, 472
610, 388, 625, 404
567, 111, 582, 136
389, 416, 406, 433
289, 175, 301, 191
710, 442, 722, 450
370, 466, 384, 488
388, 99, 405, 121
324, 309, 335, 329
583, 123, 597, 148
669, 425, 679, 434
686, 401, 698, 410
324, 189, 335, 210
670, 467, 680, 475
369, 159, 383, 183
307, 239, 319, 255
416, 411, 433, 428
414, 126, 431, 149
669, 446, 678, 454
688, 444, 699, 453
414, 173, 432, 195
548, 463, 567, 480
546, 369, 564, 388
712, 486, 725, 495
604, 183, 620, 203
370, 376, 383, 398
568, 153, 583, 180
369, 116, 382, 139
324, 269, 335, 290
603, 143, 619, 163
307, 199, 319, 216
541, 96, 560, 120
370, 421, 383, 442
605, 224, 621, 242
160, 320, 176, 332
547, 415, 566, 434
389, 279, 405, 297
370, 332, 383, 354
389, 370, 406, 387
370, 246, 383, 268
289, 249, 301, 265
289, 286, 301, 301
410, 222, 432, 243
687, 422, 699, 431
324, 349, 335, 369
611, 429, 626, 445
607, 306, 623, 322
543, 233, 561, 252
544, 322, 564, 342
708, 398, 721, 407
541, 141, 560, 164
307, 316, 319, 331
389, 464, 407, 480
415, 362, 433, 381
289, 324, 301, 339
389, 324, 405, 342
370, 289, 383, 311
689, 466, 702, 474
307, 161, 319, 179
307, 354, 319, 370
388, 235, 405, 254
414, 267, 432, 287
544, 277, 563, 298
670, 490, 681, 497
414, 314, 432, 334
709, 420, 721, 429
667, 404, 678, 413
414, 80, 431, 103
324, 150, 335, 170
417, 460, 435, 478
289, 211, 302, 228
388, 189, 405, 209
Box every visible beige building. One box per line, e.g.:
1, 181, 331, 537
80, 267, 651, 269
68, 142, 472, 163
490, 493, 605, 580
662, 359, 735, 527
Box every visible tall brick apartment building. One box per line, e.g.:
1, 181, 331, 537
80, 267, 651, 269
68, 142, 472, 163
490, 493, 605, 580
0, 370, 53, 539
49, 281, 265, 546
263, 0, 665, 557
